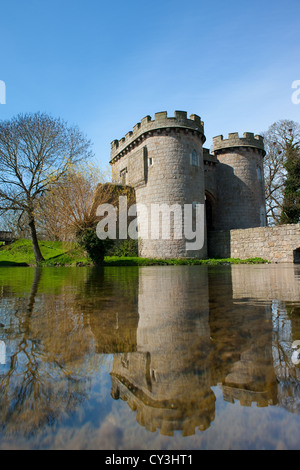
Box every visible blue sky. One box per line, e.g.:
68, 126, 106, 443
0, 0, 300, 169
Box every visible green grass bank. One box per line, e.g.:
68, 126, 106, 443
0, 239, 269, 267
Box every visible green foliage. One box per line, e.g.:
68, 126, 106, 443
106, 239, 138, 257
263, 119, 300, 225
103, 256, 269, 267
280, 146, 300, 224
39, 247, 91, 267
76, 228, 113, 265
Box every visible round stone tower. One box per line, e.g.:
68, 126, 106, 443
110, 111, 207, 259
212, 132, 267, 230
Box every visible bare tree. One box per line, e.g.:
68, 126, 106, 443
0, 112, 94, 263
36, 164, 108, 241
0, 210, 29, 238
263, 120, 300, 225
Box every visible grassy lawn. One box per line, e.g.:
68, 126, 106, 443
0, 239, 269, 267
0, 239, 88, 266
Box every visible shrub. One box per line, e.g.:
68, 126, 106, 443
106, 238, 138, 257
76, 228, 112, 265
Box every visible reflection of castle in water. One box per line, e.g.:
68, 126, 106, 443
100, 265, 300, 436
0, 265, 298, 438
111, 267, 215, 436
231, 264, 300, 303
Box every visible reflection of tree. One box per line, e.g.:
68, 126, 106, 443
0, 268, 94, 437
0, 266, 140, 438
74, 267, 139, 354
272, 300, 300, 413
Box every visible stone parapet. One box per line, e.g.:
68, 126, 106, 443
213, 132, 265, 156
110, 111, 205, 162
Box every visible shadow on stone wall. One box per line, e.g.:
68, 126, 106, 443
207, 230, 231, 258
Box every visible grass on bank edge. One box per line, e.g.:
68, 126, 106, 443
102, 256, 269, 266
0, 239, 269, 267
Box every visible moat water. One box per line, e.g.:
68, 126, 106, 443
0, 264, 299, 450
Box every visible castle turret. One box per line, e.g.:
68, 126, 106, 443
212, 133, 267, 231
110, 111, 207, 259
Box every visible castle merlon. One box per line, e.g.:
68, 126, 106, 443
212, 132, 265, 156
110, 111, 206, 162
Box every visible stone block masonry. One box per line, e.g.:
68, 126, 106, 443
208, 224, 300, 263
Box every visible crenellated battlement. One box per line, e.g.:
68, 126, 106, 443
110, 111, 205, 162
212, 132, 265, 156
222, 385, 277, 408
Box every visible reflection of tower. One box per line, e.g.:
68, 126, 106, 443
111, 266, 216, 436
211, 265, 278, 407
230, 261, 300, 401
108, 265, 284, 435
222, 326, 278, 408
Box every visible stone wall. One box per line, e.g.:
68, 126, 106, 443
0, 231, 13, 243
203, 148, 218, 204
208, 223, 300, 263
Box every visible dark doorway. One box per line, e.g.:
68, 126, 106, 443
294, 248, 300, 264
205, 193, 215, 232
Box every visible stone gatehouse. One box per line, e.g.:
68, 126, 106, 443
109, 110, 299, 262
